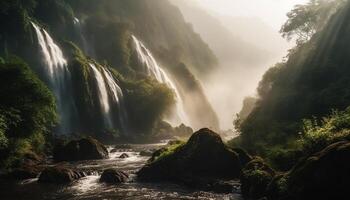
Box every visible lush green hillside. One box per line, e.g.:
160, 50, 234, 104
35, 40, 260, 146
0, 57, 57, 169
235, 0, 349, 153
0, 0, 219, 137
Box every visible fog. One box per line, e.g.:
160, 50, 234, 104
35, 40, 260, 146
171, 0, 308, 130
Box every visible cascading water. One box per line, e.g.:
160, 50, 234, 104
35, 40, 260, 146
73, 18, 95, 57
88, 63, 128, 132
131, 35, 190, 127
101, 67, 129, 132
31, 22, 77, 134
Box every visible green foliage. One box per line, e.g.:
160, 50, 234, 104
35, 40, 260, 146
0, 57, 57, 169
124, 78, 175, 134
300, 107, 350, 153
281, 0, 345, 44
237, 0, 350, 154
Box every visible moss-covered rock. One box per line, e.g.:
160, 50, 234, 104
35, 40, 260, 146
285, 141, 350, 200
240, 157, 275, 199
137, 128, 241, 189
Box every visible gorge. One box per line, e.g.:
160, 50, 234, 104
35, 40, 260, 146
1, 0, 350, 200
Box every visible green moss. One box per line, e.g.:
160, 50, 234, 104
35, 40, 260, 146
124, 78, 176, 134
153, 142, 185, 162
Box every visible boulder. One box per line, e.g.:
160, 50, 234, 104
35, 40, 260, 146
284, 141, 350, 200
240, 157, 275, 200
8, 165, 43, 180
38, 165, 85, 184
138, 128, 242, 186
53, 137, 109, 161
119, 153, 129, 158
7, 151, 45, 180
100, 169, 128, 184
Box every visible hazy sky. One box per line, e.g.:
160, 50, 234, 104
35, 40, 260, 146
195, 0, 309, 30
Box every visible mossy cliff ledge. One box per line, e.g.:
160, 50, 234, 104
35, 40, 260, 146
137, 128, 242, 192
240, 141, 350, 200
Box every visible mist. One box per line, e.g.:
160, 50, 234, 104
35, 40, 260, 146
171, 0, 307, 130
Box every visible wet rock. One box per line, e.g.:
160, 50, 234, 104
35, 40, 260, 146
38, 165, 86, 184
6, 151, 45, 180
53, 137, 109, 161
240, 157, 275, 200
119, 153, 129, 158
139, 150, 154, 157
7, 165, 43, 180
100, 169, 128, 184
138, 128, 242, 186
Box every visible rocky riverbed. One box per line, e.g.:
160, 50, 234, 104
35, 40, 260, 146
0, 141, 243, 200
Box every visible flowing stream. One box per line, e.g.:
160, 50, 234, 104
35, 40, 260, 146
132, 35, 190, 127
0, 143, 242, 200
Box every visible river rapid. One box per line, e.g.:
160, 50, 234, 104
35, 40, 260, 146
0, 142, 243, 200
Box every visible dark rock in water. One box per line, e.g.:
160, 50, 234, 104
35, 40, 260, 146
139, 150, 154, 157
137, 128, 242, 187
38, 165, 86, 184
100, 169, 128, 184
284, 141, 350, 200
53, 137, 109, 161
240, 157, 275, 200
110, 148, 118, 153
119, 153, 129, 158
6, 151, 45, 180
8, 165, 43, 180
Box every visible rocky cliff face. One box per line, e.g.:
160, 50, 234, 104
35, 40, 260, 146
0, 0, 219, 137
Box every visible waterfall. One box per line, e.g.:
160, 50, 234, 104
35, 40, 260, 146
31, 22, 76, 134
131, 35, 190, 127
89, 63, 128, 132
73, 17, 95, 57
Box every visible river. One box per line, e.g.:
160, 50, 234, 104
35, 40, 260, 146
0, 143, 243, 200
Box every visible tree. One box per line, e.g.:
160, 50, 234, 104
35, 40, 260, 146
281, 0, 345, 44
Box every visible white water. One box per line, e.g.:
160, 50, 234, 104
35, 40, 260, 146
89, 63, 128, 132
132, 35, 190, 127
31, 22, 76, 134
